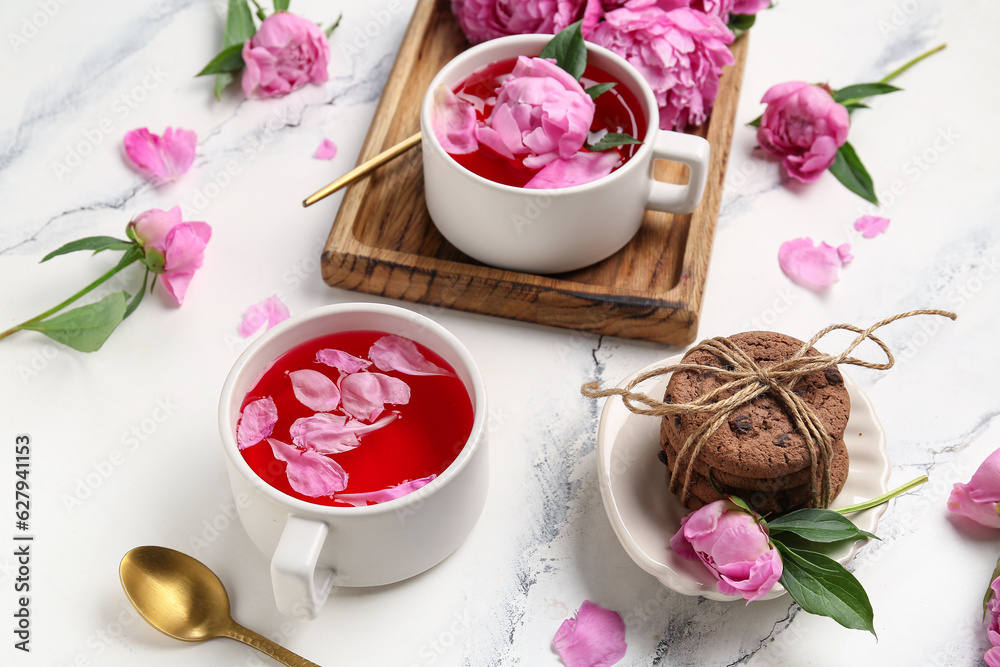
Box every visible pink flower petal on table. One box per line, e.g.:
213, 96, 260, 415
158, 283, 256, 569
313, 138, 338, 160
123, 127, 197, 183
854, 215, 890, 238
290, 412, 397, 454
238, 295, 291, 338
553, 600, 627, 667
268, 438, 348, 497
778, 237, 843, 292
525, 150, 619, 189
159, 221, 212, 306
289, 369, 341, 412
370, 335, 452, 377
334, 474, 436, 507
432, 84, 478, 154
316, 348, 371, 374
837, 243, 853, 265
340, 372, 411, 422
236, 397, 278, 450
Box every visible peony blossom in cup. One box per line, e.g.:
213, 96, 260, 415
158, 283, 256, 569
451, 0, 585, 44
670, 499, 782, 601
948, 446, 1000, 529
756, 82, 850, 183
582, 3, 735, 131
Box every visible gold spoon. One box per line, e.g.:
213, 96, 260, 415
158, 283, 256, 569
302, 131, 422, 207
119, 545, 322, 667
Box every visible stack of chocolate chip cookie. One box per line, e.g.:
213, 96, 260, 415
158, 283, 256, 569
658, 331, 851, 516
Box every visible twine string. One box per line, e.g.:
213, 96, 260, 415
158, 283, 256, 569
581, 309, 956, 508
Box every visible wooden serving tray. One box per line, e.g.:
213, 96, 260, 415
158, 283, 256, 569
321, 0, 748, 345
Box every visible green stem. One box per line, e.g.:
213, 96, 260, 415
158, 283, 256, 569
835, 475, 928, 515
880, 43, 947, 84
0, 255, 140, 342
249, 0, 267, 21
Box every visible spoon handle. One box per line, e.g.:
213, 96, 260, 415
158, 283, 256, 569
225, 623, 322, 667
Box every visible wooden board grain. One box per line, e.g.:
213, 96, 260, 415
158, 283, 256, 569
320, 0, 748, 344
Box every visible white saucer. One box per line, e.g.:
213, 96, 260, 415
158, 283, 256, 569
596, 355, 890, 601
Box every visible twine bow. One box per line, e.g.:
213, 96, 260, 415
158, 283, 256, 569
582, 309, 956, 508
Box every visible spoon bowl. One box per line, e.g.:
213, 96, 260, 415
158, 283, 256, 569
120, 546, 321, 666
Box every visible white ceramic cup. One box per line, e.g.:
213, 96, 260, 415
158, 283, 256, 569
218, 303, 488, 618
420, 34, 711, 274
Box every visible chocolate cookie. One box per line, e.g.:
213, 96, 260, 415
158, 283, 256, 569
660, 331, 850, 479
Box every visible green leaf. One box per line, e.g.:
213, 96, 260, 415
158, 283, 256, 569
832, 83, 900, 104
273, 0, 290, 10
776, 543, 876, 636
843, 102, 870, 113
586, 132, 642, 152
828, 142, 878, 204
20, 292, 128, 353
585, 82, 617, 100
325, 13, 342, 38
123, 269, 149, 320
540, 20, 586, 81
197, 43, 246, 77
728, 13, 756, 32
214, 72, 235, 99
223, 0, 256, 47
767, 509, 878, 544
41, 236, 132, 262
747, 114, 761, 128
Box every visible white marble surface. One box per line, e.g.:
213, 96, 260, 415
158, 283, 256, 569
0, 0, 997, 665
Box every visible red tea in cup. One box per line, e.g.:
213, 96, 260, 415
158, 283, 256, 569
236, 330, 474, 508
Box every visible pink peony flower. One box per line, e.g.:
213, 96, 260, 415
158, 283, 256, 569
756, 81, 850, 183
777, 237, 848, 292
123, 127, 197, 183
583, 3, 734, 130
476, 56, 595, 169
129, 207, 211, 306
732, 0, 770, 14
450, 0, 585, 44
553, 600, 627, 667
241, 12, 330, 99
987, 576, 1000, 667
948, 447, 1000, 529
669, 499, 782, 601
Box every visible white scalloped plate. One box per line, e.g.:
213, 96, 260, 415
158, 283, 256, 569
596, 354, 891, 601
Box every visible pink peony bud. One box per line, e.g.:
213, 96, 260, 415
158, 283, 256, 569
986, 576, 1000, 666
756, 81, 850, 183
669, 499, 782, 601
241, 12, 330, 99
450, 0, 585, 44
475, 56, 596, 169
948, 447, 1000, 529
129, 207, 211, 306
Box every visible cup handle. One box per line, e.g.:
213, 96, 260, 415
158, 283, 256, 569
646, 131, 711, 215
270, 515, 334, 619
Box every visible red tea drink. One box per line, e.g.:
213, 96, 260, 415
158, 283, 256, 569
236, 330, 474, 508
448, 57, 648, 187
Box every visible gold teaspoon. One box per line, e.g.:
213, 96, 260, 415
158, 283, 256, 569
302, 131, 422, 207
119, 545, 321, 667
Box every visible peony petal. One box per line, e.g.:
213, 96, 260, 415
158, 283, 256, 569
290, 412, 397, 454
553, 600, 627, 667
987, 647, 1000, 667
836, 243, 854, 265
334, 474, 436, 507
238, 295, 291, 338
525, 150, 620, 189
778, 237, 842, 292
289, 369, 341, 412
316, 348, 372, 374
123, 127, 197, 183
947, 483, 1000, 529
268, 438, 348, 497
853, 215, 890, 238
370, 335, 453, 377
313, 138, 338, 160
433, 84, 478, 155
236, 397, 278, 450
160, 221, 212, 306
340, 372, 411, 422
